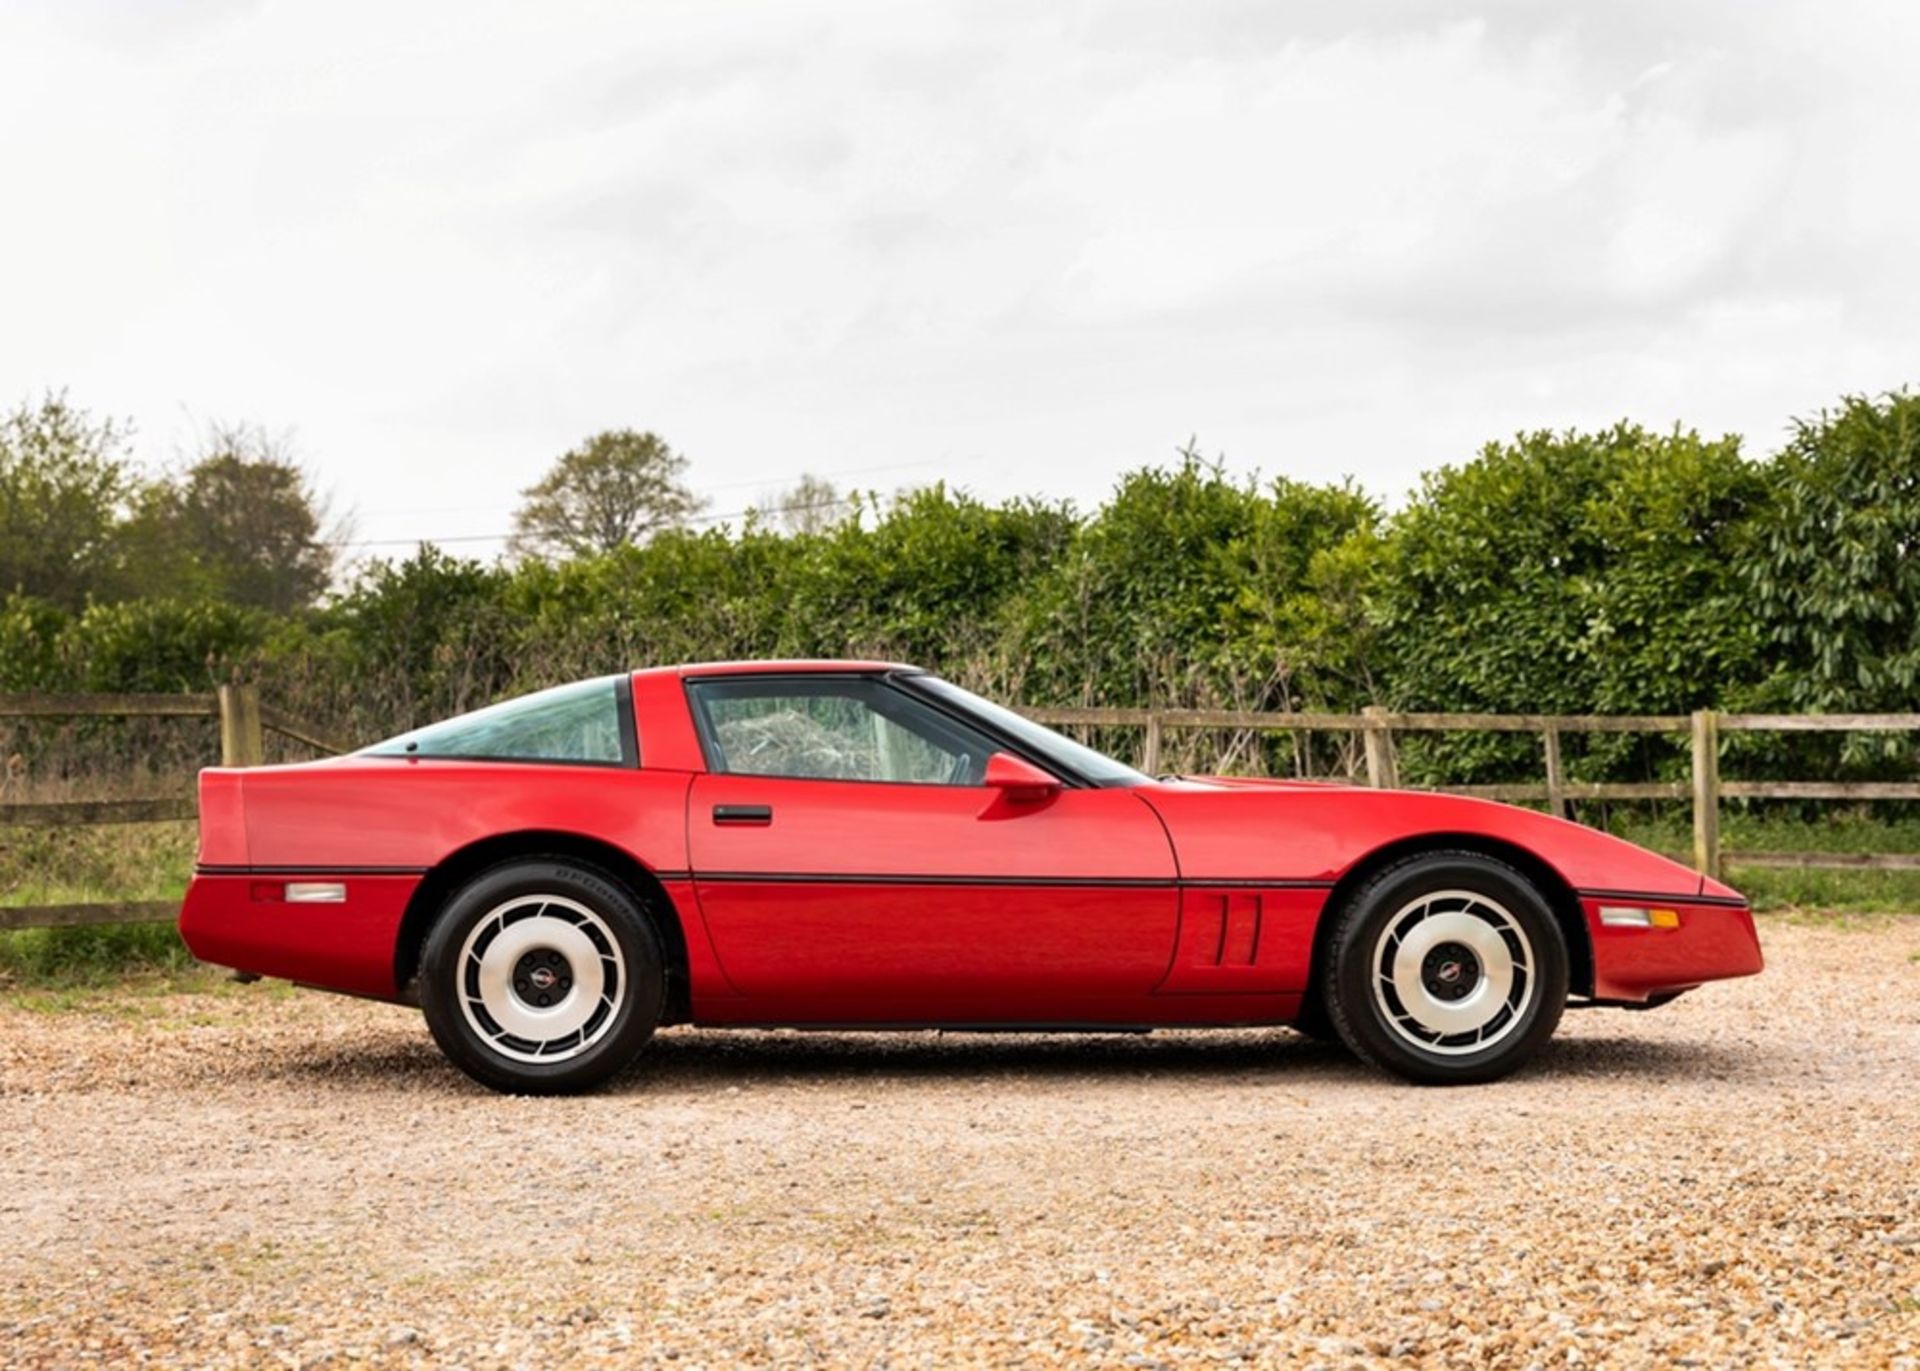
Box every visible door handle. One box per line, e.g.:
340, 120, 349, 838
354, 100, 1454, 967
712, 804, 773, 826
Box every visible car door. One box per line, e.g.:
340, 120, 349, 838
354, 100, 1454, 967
684, 673, 1179, 1022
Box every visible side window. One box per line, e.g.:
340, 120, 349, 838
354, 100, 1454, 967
689, 677, 999, 785
361, 676, 635, 765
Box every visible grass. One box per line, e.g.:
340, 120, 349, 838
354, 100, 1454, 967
1606, 810, 1920, 913
1, 817, 198, 988
0, 819, 196, 907
0, 923, 198, 988
2, 966, 294, 1016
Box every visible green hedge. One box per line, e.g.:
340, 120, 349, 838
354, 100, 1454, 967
9, 391, 1920, 788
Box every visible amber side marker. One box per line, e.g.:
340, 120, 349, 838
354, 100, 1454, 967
1598, 905, 1681, 929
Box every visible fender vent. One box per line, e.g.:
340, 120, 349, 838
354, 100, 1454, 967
1191, 893, 1262, 967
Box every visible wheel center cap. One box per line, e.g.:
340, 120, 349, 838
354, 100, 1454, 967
528, 967, 558, 991
1421, 940, 1481, 1001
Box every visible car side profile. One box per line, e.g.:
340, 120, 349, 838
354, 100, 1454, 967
178, 661, 1763, 1093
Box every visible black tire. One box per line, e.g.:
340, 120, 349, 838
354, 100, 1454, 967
1289, 993, 1344, 1046
419, 858, 665, 1095
1322, 851, 1568, 1085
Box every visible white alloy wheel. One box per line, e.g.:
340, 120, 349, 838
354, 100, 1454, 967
1369, 888, 1535, 1056
456, 893, 627, 1064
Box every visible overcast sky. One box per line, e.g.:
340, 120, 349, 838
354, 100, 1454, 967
4, 0, 1918, 558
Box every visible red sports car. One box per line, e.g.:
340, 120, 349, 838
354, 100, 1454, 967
179, 661, 1762, 1093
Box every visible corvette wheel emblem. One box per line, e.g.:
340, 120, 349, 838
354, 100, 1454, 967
529, 967, 558, 991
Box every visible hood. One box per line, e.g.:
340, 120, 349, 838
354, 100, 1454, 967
1136, 779, 1718, 899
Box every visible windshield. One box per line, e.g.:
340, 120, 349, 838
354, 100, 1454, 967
361, 676, 633, 766
904, 676, 1150, 787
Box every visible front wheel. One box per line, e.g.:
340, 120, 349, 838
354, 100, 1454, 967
1289, 994, 1344, 1047
1322, 851, 1568, 1085
419, 859, 665, 1094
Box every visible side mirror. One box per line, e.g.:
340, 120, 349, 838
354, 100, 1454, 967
982, 751, 1061, 803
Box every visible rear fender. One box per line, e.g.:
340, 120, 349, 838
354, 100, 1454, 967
195, 768, 248, 866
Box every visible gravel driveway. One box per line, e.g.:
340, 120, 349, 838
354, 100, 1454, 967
2, 916, 1916, 1368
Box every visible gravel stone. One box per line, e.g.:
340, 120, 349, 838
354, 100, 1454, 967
1, 916, 1916, 1367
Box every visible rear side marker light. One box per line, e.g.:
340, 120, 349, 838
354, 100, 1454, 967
1599, 905, 1681, 929
251, 882, 348, 903
286, 882, 348, 903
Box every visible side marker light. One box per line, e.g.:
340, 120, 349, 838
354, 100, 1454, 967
284, 882, 348, 903
1598, 905, 1682, 929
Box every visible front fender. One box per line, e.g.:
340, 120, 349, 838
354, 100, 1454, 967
1138, 781, 1759, 1003
1140, 781, 1709, 896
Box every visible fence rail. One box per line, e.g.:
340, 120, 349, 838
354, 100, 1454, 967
3, 798, 200, 827
0, 691, 220, 719
0, 685, 343, 933
6, 692, 1920, 933
0, 900, 180, 932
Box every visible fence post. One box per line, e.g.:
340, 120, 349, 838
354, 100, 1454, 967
1361, 706, 1398, 788
1141, 713, 1164, 777
1690, 709, 1721, 880
1542, 724, 1567, 820
218, 683, 264, 768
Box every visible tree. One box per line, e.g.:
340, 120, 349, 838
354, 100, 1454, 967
326, 545, 516, 727
790, 483, 1076, 672
0, 593, 68, 691
1746, 391, 1920, 712
1373, 422, 1768, 783
509, 430, 703, 559
1013, 449, 1382, 715
59, 596, 271, 693
1377, 423, 1767, 717
767, 473, 850, 535
118, 422, 336, 612
0, 392, 136, 608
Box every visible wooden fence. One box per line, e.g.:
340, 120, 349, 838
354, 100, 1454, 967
4, 692, 1919, 933
0, 686, 344, 933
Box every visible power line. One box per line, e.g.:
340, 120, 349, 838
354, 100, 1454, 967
347, 456, 958, 524
703, 456, 951, 494
339, 495, 864, 549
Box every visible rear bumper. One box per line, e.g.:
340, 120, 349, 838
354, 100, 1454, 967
1582, 894, 1764, 1002
178, 872, 419, 1000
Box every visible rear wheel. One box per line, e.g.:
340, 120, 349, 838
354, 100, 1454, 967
419, 859, 664, 1094
1323, 851, 1568, 1084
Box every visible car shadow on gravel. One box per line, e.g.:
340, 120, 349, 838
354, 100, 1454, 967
249, 1026, 1357, 1094
1529, 1033, 1758, 1081
627, 1027, 1374, 1088
610, 1027, 1756, 1092
259, 1022, 1757, 1096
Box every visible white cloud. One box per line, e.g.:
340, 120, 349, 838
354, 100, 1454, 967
2, 0, 1918, 556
